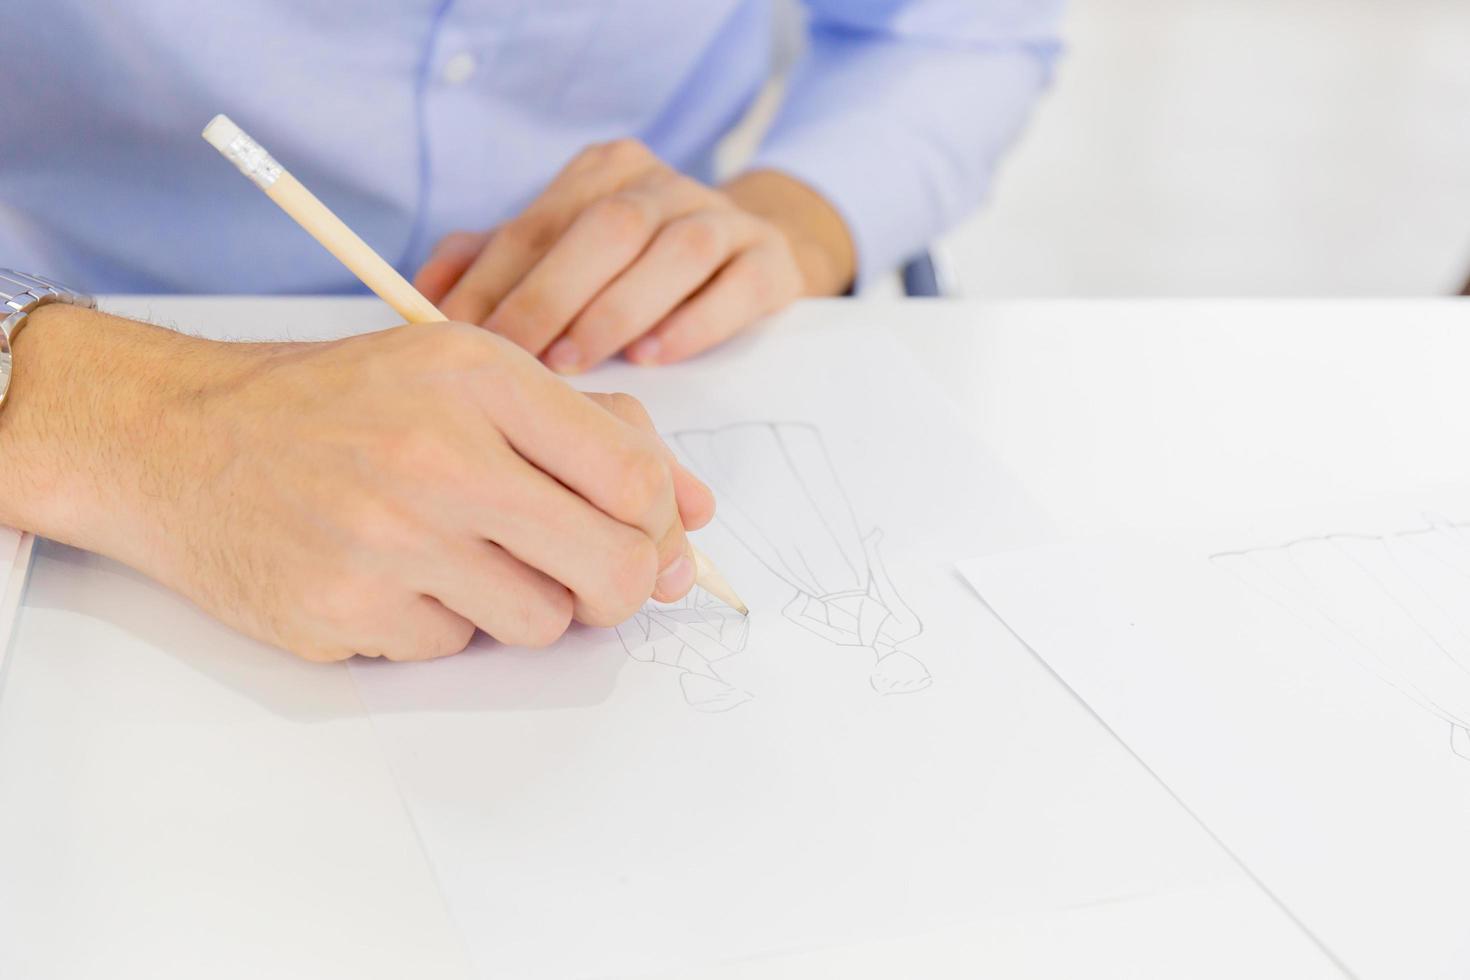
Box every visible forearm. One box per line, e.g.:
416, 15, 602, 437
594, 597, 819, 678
0, 306, 241, 570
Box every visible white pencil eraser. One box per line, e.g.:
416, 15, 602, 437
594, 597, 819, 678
201, 113, 282, 189
201, 113, 243, 153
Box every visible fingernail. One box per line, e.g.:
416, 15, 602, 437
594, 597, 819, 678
656, 554, 695, 597
627, 336, 661, 365
546, 338, 582, 373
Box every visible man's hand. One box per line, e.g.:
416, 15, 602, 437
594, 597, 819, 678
0, 307, 713, 662
415, 140, 856, 373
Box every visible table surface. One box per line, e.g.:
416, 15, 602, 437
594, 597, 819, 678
8, 295, 1464, 979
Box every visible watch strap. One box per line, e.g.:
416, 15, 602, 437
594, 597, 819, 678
0, 269, 96, 411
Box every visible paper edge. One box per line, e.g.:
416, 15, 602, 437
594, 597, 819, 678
0, 531, 36, 699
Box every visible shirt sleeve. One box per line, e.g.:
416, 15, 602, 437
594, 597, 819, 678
750, 0, 1064, 286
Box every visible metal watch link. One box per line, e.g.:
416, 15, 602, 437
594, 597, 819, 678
0, 269, 95, 411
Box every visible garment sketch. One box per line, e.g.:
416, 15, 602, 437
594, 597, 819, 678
617, 421, 930, 710
1212, 519, 1470, 758
615, 586, 754, 712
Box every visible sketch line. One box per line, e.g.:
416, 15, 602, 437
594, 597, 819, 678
617, 421, 933, 710
1213, 518, 1470, 758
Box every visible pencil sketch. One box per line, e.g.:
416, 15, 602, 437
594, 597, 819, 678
1212, 519, 1470, 758
615, 422, 930, 709
672, 421, 930, 697
616, 586, 753, 712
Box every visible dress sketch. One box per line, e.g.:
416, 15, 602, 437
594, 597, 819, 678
1212, 520, 1470, 758
617, 421, 929, 710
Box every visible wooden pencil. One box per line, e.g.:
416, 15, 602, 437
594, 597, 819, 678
201, 114, 747, 616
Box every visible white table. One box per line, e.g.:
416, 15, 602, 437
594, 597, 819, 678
12, 296, 1456, 978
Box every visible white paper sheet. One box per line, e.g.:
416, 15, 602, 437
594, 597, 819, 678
961, 491, 1470, 979
0, 527, 32, 681
348, 316, 1171, 979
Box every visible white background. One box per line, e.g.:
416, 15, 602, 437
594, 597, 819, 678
943, 0, 1470, 297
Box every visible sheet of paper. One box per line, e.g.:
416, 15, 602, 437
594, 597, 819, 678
961, 491, 1470, 979
349, 316, 1181, 979
0, 527, 32, 682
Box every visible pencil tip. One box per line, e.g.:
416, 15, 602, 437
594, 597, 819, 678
690, 544, 748, 617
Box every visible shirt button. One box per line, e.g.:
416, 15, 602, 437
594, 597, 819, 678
442, 52, 477, 85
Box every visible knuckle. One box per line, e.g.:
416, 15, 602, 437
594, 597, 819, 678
600, 537, 660, 622
614, 447, 672, 520
379, 638, 420, 663
499, 216, 557, 256
666, 215, 725, 265
604, 391, 650, 427
374, 603, 471, 663
414, 320, 490, 365
440, 617, 478, 657
596, 137, 652, 170
340, 491, 419, 559
575, 607, 619, 630
291, 642, 353, 664
381, 638, 424, 663
477, 444, 527, 514
495, 286, 555, 336
439, 229, 480, 253
398, 619, 473, 662
390, 428, 460, 483
638, 167, 681, 191
589, 194, 653, 244
306, 575, 374, 632
512, 588, 575, 648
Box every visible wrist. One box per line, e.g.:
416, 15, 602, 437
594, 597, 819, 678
723, 168, 857, 296
0, 305, 262, 577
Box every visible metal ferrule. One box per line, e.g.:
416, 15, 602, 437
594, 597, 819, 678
223, 132, 284, 189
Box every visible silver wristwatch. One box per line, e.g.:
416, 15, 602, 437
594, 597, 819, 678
0, 269, 95, 411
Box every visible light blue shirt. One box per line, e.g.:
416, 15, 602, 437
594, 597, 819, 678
0, 1, 1061, 294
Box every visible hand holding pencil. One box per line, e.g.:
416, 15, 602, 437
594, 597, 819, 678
200, 115, 745, 641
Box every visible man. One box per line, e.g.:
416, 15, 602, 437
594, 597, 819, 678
0, 1, 1061, 662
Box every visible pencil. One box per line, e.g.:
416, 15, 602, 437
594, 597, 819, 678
201, 114, 747, 616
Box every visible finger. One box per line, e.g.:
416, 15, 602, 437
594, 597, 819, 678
359, 594, 478, 663
584, 392, 715, 533
287, 642, 356, 664
573, 392, 695, 601
672, 464, 717, 533
491, 175, 713, 361
439, 140, 660, 326
414, 230, 491, 304
488, 191, 663, 358
548, 209, 762, 373
626, 242, 802, 366
648, 531, 695, 602
478, 457, 662, 627
486, 343, 684, 547
477, 341, 691, 606
419, 538, 575, 648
